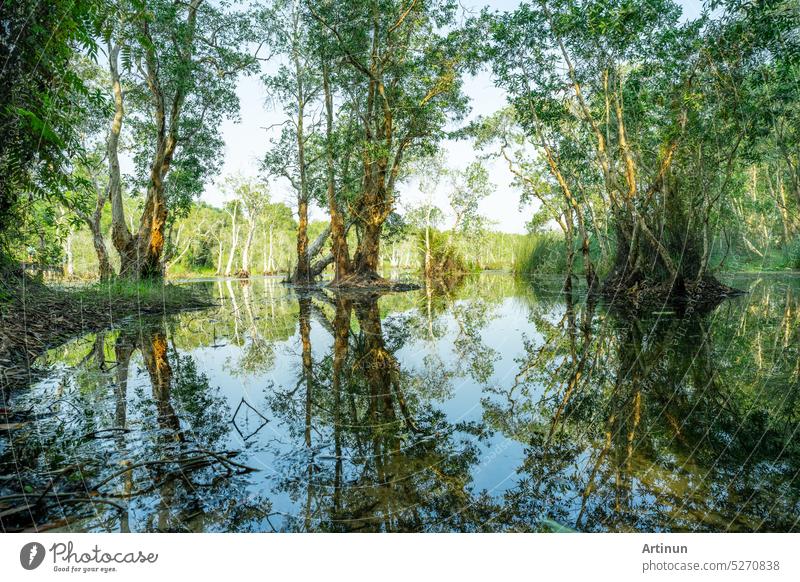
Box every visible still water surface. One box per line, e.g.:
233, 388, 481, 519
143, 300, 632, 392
2, 273, 799, 532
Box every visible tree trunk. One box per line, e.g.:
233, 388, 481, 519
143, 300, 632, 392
268, 225, 275, 273
108, 1, 201, 281
424, 207, 432, 277
216, 237, 224, 275
292, 40, 311, 286
263, 227, 268, 274
242, 219, 255, 276
225, 201, 239, 277
106, 42, 138, 278
85, 189, 114, 280
322, 58, 351, 285
136, 180, 168, 279
353, 219, 382, 280
294, 198, 310, 284
64, 230, 74, 278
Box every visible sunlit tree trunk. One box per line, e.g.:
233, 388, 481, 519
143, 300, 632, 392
242, 218, 255, 276
109, 1, 202, 280
225, 200, 239, 277
322, 58, 352, 285
353, 211, 384, 279
107, 42, 137, 277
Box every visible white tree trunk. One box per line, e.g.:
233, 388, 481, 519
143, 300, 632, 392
225, 202, 239, 276
242, 220, 255, 275
216, 238, 225, 275
267, 225, 275, 273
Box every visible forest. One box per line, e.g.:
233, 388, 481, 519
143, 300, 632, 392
1, 0, 800, 534
1, 0, 798, 294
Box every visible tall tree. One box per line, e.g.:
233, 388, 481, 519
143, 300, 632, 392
108, 0, 256, 279
309, 0, 475, 285
262, 0, 324, 285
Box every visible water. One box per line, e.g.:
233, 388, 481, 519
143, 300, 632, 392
2, 273, 799, 532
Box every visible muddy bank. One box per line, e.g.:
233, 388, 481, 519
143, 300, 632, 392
0, 277, 212, 386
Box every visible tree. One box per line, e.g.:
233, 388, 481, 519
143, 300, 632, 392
238, 178, 270, 276
448, 162, 492, 239
407, 153, 447, 277
262, 0, 324, 285
472, 107, 603, 285
308, 0, 477, 285
487, 0, 760, 299
107, 0, 256, 280
223, 198, 240, 278
64, 58, 118, 280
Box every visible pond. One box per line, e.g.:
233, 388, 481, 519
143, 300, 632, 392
2, 273, 799, 532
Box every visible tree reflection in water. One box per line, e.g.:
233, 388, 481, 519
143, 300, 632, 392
266, 291, 495, 532
0, 319, 271, 532
2, 275, 799, 532
492, 286, 800, 532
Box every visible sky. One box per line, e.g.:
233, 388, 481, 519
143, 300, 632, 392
204, 0, 705, 234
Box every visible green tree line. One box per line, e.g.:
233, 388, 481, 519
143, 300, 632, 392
1, 0, 798, 300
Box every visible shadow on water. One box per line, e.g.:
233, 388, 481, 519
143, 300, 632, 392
2, 273, 799, 531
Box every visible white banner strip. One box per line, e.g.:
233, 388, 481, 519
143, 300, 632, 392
1, 533, 798, 581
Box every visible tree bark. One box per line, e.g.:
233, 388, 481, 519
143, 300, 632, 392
242, 219, 255, 276
322, 58, 352, 285
107, 42, 137, 277
292, 28, 312, 286
87, 193, 114, 280
109, 1, 202, 280
294, 198, 310, 284
64, 230, 74, 278
268, 225, 275, 273
225, 201, 239, 277
353, 216, 383, 279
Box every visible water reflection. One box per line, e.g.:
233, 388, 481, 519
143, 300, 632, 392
1, 274, 799, 532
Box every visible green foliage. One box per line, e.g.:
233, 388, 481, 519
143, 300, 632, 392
121, 0, 258, 223
0, 0, 104, 264
783, 239, 800, 271
418, 229, 469, 275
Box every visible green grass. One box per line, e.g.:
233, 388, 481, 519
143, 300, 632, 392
707, 240, 800, 273
513, 232, 567, 275
68, 278, 212, 311
1, 276, 214, 370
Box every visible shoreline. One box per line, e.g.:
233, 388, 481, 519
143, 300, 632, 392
0, 278, 213, 387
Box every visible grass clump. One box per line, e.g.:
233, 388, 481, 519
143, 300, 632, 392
513, 232, 567, 275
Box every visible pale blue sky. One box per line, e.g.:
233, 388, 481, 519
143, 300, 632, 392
207, 0, 704, 233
